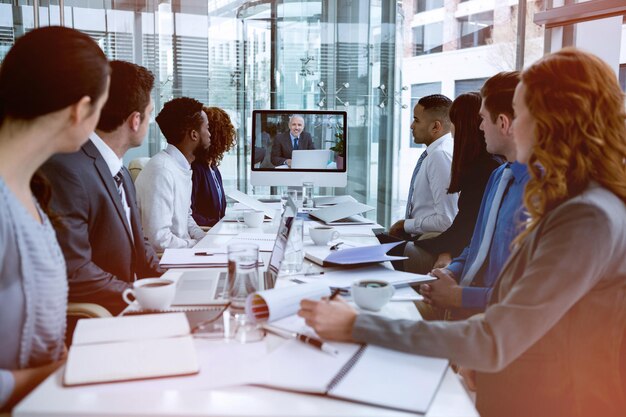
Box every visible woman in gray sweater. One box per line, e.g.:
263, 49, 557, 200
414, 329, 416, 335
0, 27, 109, 411
299, 48, 626, 417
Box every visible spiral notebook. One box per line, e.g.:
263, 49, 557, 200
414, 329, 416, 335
250, 335, 449, 414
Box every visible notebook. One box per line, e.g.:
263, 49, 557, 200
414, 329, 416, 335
64, 313, 199, 386
304, 241, 407, 267
250, 320, 448, 414
308, 202, 375, 225
160, 248, 264, 269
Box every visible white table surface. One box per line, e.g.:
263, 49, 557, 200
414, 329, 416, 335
14, 218, 477, 417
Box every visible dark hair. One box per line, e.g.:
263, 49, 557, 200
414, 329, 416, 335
417, 94, 452, 125
96, 60, 154, 132
155, 97, 204, 145
194, 107, 236, 166
480, 71, 520, 123
0, 26, 109, 123
448, 92, 491, 193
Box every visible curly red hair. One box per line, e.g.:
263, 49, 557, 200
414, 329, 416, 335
515, 47, 626, 244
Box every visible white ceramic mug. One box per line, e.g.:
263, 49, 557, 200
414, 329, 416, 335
243, 210, 265, 228
309, 226, 340, 246
122, 278, 176, 310
351, 279, 395, 311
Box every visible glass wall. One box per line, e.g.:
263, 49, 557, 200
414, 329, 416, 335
1, 1, 624, 227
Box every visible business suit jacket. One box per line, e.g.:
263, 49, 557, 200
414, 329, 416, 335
270, 131, 314, 166
41, 141, 163, 314
191, 161, 227, 227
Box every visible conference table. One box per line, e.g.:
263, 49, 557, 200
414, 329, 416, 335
14, 212, 478, 417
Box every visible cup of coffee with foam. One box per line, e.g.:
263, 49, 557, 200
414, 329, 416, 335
309, 226, 340, 246
351, 279, 395, 311
122, 278, 176, 310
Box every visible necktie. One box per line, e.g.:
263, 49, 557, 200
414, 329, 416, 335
113, 170, 124, 200
405, 150, 428, 218
460, 166, 514, 286
293, 136, 299, 150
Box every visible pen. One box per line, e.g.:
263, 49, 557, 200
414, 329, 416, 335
194, 252, 213, 256
263, 324, 339, 356
329, 287, 343, 300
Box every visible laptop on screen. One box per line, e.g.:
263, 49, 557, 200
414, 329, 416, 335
291, 150, 331, 169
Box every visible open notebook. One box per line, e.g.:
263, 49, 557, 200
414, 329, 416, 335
249, 319, 448, 414
64, 313, 199, 386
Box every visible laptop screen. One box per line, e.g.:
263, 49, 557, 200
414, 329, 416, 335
266, 198, 297, 278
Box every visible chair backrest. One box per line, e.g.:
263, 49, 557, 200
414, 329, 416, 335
128, 157, 151, 182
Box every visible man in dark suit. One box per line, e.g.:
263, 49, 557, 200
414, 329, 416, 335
270, 114, 315, 167
42, 61, 163, 315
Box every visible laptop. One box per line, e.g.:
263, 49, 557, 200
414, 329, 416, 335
171, 198, 297, 305
291, 149, 330, 169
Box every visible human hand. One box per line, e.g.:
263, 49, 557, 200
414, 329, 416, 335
433, 252, 452, 269
458, 366, 477, 392
286, 159, 292, 167
419, 268, 462, 309
298, 296, 358, 342
388, 220, 406, 239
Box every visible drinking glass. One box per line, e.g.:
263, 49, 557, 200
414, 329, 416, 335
302, 182, 314, 208
227, 243, 260, 313
282, 219, 304, 273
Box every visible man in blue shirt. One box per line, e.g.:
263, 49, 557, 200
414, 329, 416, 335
419, 71, 527, 320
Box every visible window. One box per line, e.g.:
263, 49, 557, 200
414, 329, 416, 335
410, 82, 441, 148
620, 64, 626, 92
458, 11, 493, 49
455, 78, 488, 97
412, 22, 443, 56
414, 0, 444, 14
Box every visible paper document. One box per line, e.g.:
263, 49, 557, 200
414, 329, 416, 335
308, 202, 375, 225
226, 233, 277, 252
295, 264, 433, 290
245, 282, 330, 323
313, 195, 357, 207
64, 313, 199, 386
227, 189, 277, 219
160, 248, 265, 268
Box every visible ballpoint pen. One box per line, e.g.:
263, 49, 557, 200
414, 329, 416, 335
329, 287, 343, 300
263, 324, 339, 356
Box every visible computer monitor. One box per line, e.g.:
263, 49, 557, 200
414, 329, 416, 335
250, 109, 347, 187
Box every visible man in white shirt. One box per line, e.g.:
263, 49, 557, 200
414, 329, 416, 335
389, 94, 458, 239
135, 97, 209, 251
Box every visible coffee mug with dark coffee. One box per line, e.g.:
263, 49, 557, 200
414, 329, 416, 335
122, 278, 176, 310
351, 279, 395, 311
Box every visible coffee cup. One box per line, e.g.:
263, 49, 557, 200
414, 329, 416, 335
309, 226, 340, 246
351, 279, 395, 311
122, 278, 176, 310
243, 210, 265, 228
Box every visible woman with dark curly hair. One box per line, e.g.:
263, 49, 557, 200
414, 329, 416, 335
191, 107, 237, 227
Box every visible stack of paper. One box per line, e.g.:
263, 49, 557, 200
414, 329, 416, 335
64, 313, 199, 386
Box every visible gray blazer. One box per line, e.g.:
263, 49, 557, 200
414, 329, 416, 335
270, 131, 314, 166
41, 141, 163, 315
353, 184, 626, 417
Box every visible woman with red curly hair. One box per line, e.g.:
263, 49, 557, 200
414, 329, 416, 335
298, 48, 626, 417
191, 107, 237, 227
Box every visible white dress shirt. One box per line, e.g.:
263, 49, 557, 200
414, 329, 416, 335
404, 133, 458, 235
134, 144, 205, 251
89, 132, 132, 232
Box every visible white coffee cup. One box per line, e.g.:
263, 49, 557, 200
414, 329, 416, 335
243, 210, 265, 228
309, 226, 340, 246
351, 279, 395, 311
122, 278, 176, 310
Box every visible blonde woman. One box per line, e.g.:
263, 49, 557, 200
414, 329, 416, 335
299, 48, 626, 417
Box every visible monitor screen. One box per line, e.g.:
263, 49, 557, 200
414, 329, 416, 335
250, 110, 347, 187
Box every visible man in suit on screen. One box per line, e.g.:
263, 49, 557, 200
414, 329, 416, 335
271, 114, 315, 167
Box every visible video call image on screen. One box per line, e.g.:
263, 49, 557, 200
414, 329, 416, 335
252, 110, 347, 172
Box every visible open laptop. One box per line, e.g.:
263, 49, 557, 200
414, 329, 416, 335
171, 197, 297, 306
291, 149, 330, 169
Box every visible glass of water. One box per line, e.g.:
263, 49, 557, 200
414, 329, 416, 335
282, 218, 304, 273
302, 182, 314, 208
227, 243, 260, 313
